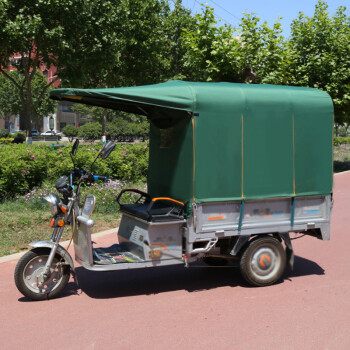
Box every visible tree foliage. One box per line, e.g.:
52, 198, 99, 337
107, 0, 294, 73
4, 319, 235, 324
0, 0, 119, 134
287, 1, 350, 123
0, 0, 349, 132
62, 125, 78, 142
106, 117, 149, 141
181, 6, 286, 83
78, 122, 102, 142
0, 71, 56, 126
181, 1, 349, 126
181, 6, 240, 82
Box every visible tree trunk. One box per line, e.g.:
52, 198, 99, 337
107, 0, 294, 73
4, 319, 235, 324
19, 112, 26, 131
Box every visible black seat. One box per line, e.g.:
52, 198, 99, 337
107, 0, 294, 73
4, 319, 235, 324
117, 189, 185, 222
120, 200, 184, 222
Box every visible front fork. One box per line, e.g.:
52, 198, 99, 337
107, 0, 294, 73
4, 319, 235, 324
38, 226, 65, 286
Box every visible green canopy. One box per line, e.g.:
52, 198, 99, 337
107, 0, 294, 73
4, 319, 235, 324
50, 80, 334, 210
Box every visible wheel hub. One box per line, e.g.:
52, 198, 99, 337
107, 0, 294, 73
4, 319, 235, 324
251, 246, 280, 279
23, 256, 63, 293
258, 253, 272, 269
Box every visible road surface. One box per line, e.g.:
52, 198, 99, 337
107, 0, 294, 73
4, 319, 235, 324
1, 172, 350, 349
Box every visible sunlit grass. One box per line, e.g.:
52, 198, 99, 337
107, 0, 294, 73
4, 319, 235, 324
0, 180, 145, 256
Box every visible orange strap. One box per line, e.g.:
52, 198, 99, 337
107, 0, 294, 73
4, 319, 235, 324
151, 197, 184, 206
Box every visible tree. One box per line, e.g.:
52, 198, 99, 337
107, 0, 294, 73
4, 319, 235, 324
110, 0, 171, 86
161, 0, 197, 80
181, 6, 240, 82
0, 0, 119, 137
238, 14, 286, 84
106, 116, 149, 141
69, 0, 192, 141
62, 125, 78, 142
181, 5, 286, 83
0, 71, 56, 129
287, 0, 350, 125
78, 123, 102, 142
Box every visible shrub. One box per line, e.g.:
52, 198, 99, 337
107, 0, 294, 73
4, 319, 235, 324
0, 137, 14, 144
106, 118, 129, 141
106, 119, 149, 142
0, 144, 49, 200
334, 137, 350, 146
14, 131, 26, 142
0, 142, 149, 200
78, 122, 101, 142
0, 129, 9, 138
62, 125, 78, 142
21, 179, 147, 214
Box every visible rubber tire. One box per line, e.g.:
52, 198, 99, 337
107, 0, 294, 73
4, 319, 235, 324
14, 248, 70, 301
240, 236, 286, 287
203, 257, 229, 266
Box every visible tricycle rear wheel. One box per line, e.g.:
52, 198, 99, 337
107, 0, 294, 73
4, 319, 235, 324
240, 236, 286, 287
14, 248, 70, 301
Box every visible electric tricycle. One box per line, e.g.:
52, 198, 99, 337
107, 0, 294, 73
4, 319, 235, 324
14, 81, 333, 300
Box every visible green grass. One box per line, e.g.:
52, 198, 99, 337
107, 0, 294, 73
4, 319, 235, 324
0, 200, 120, 257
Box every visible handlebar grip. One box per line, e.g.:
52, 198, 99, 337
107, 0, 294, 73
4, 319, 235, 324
94, 175, 108, 181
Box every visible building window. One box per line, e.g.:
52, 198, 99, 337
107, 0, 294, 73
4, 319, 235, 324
58, 104, 74, 113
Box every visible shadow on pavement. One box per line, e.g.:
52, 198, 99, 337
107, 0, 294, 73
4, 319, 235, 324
74, 255, 324, 299
283, 255, 325, 280
334, 160, 350, 173
76, 263, 242, 299
17, 255, 325, 301
17, 281, 80, 302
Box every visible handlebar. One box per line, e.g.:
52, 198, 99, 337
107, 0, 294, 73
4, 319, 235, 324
94, 175, 108, 181
86, 174, 107, 183
69, 170, 108, 187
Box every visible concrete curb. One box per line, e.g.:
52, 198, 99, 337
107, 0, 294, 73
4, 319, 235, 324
334, 169, 350, 175
0, 227, 118, 264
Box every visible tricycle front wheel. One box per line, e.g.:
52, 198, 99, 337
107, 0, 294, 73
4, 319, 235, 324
14, 248, 70, 301
240, 236, 286, 287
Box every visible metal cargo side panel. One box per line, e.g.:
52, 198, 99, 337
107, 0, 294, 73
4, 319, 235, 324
194, 195, 331, 236
196, 201, 240, 232
294, 196, 326, 220
243, 198, 291, 225
118, 214, 184, 260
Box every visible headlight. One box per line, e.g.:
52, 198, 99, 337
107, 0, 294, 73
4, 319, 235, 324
44, 193, 60, 215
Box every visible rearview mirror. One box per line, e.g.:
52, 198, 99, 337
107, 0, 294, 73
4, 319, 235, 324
100, 140, 116, 159
71, 139, 79, 156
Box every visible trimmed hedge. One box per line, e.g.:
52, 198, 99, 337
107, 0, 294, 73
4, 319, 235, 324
0, 138, 14, 144
0, 142, 148, 200
334, 136, 350, 146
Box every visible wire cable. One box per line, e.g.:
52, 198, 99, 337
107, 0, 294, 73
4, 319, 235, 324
207, 0, 241, 20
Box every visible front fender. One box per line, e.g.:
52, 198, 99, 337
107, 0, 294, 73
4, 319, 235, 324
29, 241, 76, 277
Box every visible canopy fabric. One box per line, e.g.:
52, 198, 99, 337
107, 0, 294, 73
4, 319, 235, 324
50, 81, 334, 209
50, 80, 196, 116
